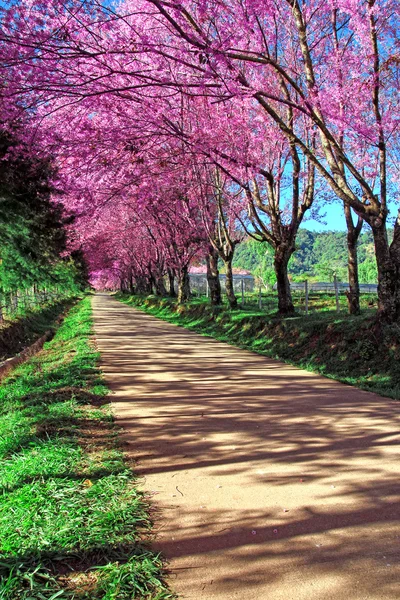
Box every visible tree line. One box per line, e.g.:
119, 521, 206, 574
0, 124, 87, 316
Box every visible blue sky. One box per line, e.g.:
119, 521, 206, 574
302, 203, 347, 232
302, 200, 398, 232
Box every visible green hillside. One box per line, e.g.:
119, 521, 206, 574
232, 229, 379, 284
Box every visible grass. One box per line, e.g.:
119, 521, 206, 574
191, 288, 378, 314
116, 293, 400, 400
0, 300, 74, 362
0, 297, 173, 599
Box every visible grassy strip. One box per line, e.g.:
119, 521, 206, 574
0, 300, 74, 362
0, 297, 173, 599
116, 294, 400, 400
192, 289, 378, 315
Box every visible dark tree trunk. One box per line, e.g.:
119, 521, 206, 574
346, 237, 360, 315
145, 279, 153, 294
128, 274, 135, 294
274, 249, 295, 315
224, 258, 238, 309
149, 274, 156, 295
177, 265, 191, 304
135, 276, 152, 295
372, 220, 400, 322
135, 277, 144, 294
167, 269, 176, 297
206, 247, 222, 305
345, 205, 362, 315
154, 276, 168, 297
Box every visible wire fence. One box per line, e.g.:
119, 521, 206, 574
0, 288, 68, 325
189, 274, 378, 314
189, 274, 254, 296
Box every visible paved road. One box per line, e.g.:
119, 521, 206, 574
92, 293, 400, 600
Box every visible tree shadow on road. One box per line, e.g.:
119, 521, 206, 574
93, 297, 400, 598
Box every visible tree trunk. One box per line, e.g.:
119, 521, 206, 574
372, 221, 400, 322
224, 258, 238, 309
345, 205, 362, 315
149, 274, 156, 295
11, 292, 18, 311
346, 236, 360, 314
167, 269, 176, 297
135, 276, 152, 295
274, 250, 295, 315
154, 276, 168, 297
177, 265, 191, 303
206, 247, 222, 305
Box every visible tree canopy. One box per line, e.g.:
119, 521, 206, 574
0, 0, 398, 316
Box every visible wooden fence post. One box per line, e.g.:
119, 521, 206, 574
304, 280, 309, 315
334, 275, 340, 313
241, 278, 245, 307
206, 279, 209, 298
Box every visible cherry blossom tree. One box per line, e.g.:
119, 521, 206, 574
141, 0, 400, 320
1, 0, 398, 319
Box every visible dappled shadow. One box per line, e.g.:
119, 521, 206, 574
0, 543, 156, 574
21, 387, 110, 407
0, 387, 111, 460
0, 465, 126, 495
92, 293, 400, 599
0, 542, 166, 598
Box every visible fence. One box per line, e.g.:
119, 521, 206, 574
188, 274, 378, 314
0, 288, 67, 324
189, 273, 254, 297
280, 282, 378, 294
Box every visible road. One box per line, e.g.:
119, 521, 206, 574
92, 293, 400, 599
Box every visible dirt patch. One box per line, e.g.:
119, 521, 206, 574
59, 571, 99, 594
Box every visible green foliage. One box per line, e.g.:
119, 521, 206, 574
233, 239, 265, 272
248, 240, 276, 287
313, 260, 347, 282
233, 229, 381, 283
233, 239, 276, 286
0, 298, 173, 599
0, 127, 87, 297
358, 262, 377, 283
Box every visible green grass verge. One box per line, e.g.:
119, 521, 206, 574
192, 289, 378, 314
0, 300, 74, 362
0, 297, 173, 599
116, 294, 400, 400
